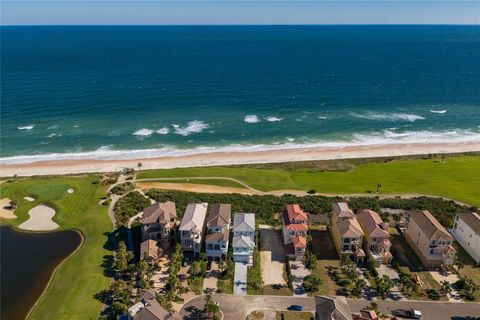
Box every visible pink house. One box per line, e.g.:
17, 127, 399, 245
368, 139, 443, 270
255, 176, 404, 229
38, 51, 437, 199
282, 204, 308, 260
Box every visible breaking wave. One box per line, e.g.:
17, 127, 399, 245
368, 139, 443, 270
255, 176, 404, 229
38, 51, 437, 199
265, 116, 283, 122
244, 115, 261, 123
17, 125, 34, 130
132, 128, 154, 136
350, 112, 425, 122
173, 120, 209, 136
2, 128, 479, 165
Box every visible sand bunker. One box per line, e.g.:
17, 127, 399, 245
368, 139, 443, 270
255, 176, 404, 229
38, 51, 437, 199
24, 196, 35, 202
19, 205, 59, 231
0, 198, 17, 219
67, 188, 74, 194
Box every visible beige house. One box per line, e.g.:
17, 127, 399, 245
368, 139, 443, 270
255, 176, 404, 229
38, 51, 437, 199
331, 203, 365, 263
205, 204, 231, 261
140, 201, 177, 249
357, 209, 392, 264
404, 210, 456, 268
140, 239, 160, 264
179, 203, 208, 256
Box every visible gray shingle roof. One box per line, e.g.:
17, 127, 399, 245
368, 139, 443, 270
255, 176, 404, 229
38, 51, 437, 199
233, 213, 255, 232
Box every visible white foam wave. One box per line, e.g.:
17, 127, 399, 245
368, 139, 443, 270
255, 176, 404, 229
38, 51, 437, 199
350, 112, 425, 122
156, 127, 169, 135
265, 116, 283, 122
318, 116, 328, 120
47, 133, 57, 138
18, 125, 34, 130
132, 129, 154, 136
2, 128, 479, 165
47, 125, 59, 130
286, 137, 295, 142
173, 120, 209, 136
244, 115, 261, 123
430, 109, 447, 114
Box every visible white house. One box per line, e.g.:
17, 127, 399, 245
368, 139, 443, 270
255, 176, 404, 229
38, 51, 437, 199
205, 204, 231, 261
452, 212, 480, 265
232, 213, 255, 264
179, 203, 208, 256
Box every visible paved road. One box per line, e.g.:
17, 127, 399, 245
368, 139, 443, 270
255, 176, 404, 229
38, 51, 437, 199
179, 294, 480, 320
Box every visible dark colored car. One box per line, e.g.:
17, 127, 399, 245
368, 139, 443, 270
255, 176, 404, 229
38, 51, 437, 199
392, 309, 422, 319
287, 305, 304, 311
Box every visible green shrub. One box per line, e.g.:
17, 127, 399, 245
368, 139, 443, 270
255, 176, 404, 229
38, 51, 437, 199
114, 191, 151, 226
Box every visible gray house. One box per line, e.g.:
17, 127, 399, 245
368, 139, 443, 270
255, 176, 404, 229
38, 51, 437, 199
232, 213, 255, 265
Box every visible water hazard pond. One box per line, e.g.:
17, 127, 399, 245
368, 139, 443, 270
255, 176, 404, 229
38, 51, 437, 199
1, 226, 82, 320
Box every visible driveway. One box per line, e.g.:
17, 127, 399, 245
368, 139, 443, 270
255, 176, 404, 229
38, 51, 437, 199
429, 270, 461, 302
377, 264, 405, 301
234, 262, 248, 295
259, 225, 287, 286
203, 262, 219, 294
289, 260, 311, 296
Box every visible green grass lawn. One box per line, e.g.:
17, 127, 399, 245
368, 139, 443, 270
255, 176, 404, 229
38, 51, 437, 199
1, 176, 112, 320
275, 311, 314, 320
138, 155, 480, 207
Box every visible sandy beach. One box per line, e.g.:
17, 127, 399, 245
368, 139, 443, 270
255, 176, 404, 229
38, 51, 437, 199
1, 141, 479, 177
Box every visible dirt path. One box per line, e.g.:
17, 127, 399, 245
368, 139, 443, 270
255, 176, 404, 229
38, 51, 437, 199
134, 177, 470, 206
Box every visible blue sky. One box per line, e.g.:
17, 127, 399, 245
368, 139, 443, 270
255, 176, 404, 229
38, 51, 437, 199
1, 1, 479, 25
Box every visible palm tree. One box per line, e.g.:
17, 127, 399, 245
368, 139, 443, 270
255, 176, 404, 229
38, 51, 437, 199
137, 162, 142, 171
454, 258, 464, 273
441, 280, 452, 296
376, 183, 382, 194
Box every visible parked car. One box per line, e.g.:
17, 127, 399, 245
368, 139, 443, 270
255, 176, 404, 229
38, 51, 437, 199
392, 309, 422, 319
287, 305, 304, 311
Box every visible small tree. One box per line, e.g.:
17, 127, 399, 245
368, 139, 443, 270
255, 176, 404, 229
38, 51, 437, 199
114, 241, 134, 274
441, 280, 452, 296
303, 274, 323, 293
9, 199, 17, 209
201, 295, 221, 320
137, 162, 142, 171
376, 275, 394, 299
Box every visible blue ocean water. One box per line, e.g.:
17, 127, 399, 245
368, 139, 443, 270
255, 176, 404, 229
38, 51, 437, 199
1, 25, 480, 163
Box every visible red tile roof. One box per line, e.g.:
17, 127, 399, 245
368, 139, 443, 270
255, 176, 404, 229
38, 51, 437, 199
292, 235, 307, 248
285, 204, 308, 221
284, 223, 308, 231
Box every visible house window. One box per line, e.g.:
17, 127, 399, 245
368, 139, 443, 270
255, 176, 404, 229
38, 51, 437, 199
430, 249, 434, 254
343, 245, 349, 252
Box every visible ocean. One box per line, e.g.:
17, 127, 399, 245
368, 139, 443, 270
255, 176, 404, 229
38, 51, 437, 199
1, 25, 479, 164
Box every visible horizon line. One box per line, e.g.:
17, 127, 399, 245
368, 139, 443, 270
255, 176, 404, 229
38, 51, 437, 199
2, 23, 480, 27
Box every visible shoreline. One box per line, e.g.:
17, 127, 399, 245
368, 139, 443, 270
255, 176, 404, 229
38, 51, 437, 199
1, 141, 479, 177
